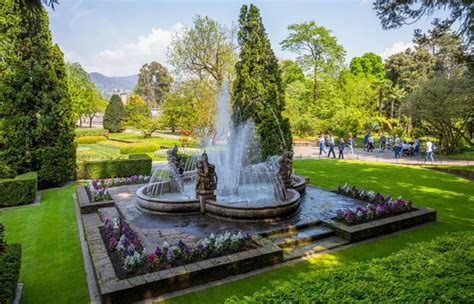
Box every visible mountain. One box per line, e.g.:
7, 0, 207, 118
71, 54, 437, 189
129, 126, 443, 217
89, 72, 138, 92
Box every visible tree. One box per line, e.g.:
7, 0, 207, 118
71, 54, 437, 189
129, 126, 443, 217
407, 76, 474, 153
232, 4, 292, 158
103, 95, 126, 133
373, 0, 473, 44
280, 60, 306, 88
349, 52, 385, 80
134, 61, 173, 107
0, 0, 75, 186
66, 62, 106, 127
281, 21, 346, 103
124, 95, 160, 138
168, 15, 237, 88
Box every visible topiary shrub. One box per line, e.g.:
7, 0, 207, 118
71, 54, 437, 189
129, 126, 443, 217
75, 136, 107, 144
0, 224, 21, 304
0, 172, 37, 207
103, 95, 126, 133
76, 154, 151, 179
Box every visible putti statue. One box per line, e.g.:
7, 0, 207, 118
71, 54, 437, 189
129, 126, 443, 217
279, 150, 294, 189
196, 151, 218, 197
167, 145, 184, 176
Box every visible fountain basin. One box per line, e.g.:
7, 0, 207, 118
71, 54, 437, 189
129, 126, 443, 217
291, 174, 307, 194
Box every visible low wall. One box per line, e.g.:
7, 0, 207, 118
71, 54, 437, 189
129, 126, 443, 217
76, 186, 115, 214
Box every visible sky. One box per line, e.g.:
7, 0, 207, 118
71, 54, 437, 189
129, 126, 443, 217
47, 0, 442, 76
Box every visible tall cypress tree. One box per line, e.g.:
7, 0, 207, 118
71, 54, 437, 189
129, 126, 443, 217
232, 4, 292, 159
103, 94, 126, 133
0, 1, 76, 186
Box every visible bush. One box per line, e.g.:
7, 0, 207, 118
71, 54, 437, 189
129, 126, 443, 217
75, 128, 105, 137
103, 95, 126, 133
0, 244, 21, 304
226, 231, 474, 303
75, 136, 107, 144
76, 154, 152, 179
0, 172, 37, 207
97, 141, 164, 154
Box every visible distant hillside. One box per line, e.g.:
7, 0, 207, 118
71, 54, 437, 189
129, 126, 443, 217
89, 72, 138, 92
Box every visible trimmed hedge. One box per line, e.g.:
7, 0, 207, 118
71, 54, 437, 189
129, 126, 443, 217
0, 172, 37, 207
75, 136, 107, 144
0, 244, 22, 304
98, 141, 162, 154
226, 231, 474, 303
75, 128, 104, 137
76, 154, 152, 179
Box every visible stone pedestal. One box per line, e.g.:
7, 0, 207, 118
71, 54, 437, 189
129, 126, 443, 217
198, 195, 216, 214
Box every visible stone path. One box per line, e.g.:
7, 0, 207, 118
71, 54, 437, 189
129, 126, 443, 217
293, 146, 472, 166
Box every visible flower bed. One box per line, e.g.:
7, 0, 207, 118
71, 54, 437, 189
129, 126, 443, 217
102, 217, 253, 279
154, 147, 202, 159
87, 175, 150, 202
334, 184, 413, 225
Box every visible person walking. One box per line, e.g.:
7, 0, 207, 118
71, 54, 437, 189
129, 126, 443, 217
379, 133, 386, 152
319, 134, 327, 156
328, 134, 336, 158
347, 135, 355, 156
394, 135, 401, 158
413, 137, 420, 157
338, 138, 345, 159
424, 140, 435, 163
387, 135, 393, 150
363, 132, 369, 151
367, 135, 375, 152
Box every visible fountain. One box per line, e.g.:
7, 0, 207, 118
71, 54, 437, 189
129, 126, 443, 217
136, 81, 306, 220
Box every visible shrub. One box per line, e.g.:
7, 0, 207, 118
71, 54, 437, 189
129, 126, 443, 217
225, 231, 474, 303
103, 95, 126, 133
75, 136, 107, 144
0, 172, 37, 207
97, 141, 163, 154
0, 244, 21, 304
76, 154, 151, 179
75, 128, 105, 137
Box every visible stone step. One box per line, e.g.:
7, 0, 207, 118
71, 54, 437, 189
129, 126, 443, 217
268, 225, 335, 248
282, 236, 349, 261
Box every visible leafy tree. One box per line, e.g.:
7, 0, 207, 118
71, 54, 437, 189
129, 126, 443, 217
283, 80, 313, 136
407, 75, 474, 153
349, 52, 385, 80
103, 94, 126, 133
281, 21, 346, 103
124, 95, 160, 138
373, 0, 473, 44
134, 61, 173, 107
280, 60, 306, 88
168, 15, 237, 88
66, 62, 106, 127
232, 4, 292, 158
0, 0, 75, 186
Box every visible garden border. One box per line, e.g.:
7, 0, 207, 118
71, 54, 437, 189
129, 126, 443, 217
81, 213, 283, 304
323, 207, 437, 242
76, 186, 115, 214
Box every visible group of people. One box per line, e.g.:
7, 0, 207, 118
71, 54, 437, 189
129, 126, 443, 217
318, 132, 436, 163
318, 134, 355, 159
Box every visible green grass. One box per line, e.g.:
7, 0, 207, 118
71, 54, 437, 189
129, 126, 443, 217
164, 159, 474, 304
439, 150, 474, 161
77, 143, 123, 162
108, 133, 182, 147
425, 165, 474, 172
0, 185, 89, 303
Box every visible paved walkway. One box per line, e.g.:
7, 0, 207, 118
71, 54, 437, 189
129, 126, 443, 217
293, 146, 472, 166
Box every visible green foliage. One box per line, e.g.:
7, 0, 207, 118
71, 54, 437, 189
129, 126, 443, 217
103, 94, 126, 133
125, 95, 161, 138
232, 4, 292, 158
76, 154, 151, 179
226, 231, 474, 303
0, 244, 21, 304
0, 2, 76, 187
75, 128, 105, 137
134, 62, 173, 107
118, 143, 162, 154
279, 60, 305, 88
0, 172, 37, 207
349, 52, 385, 80
75, 136, 107, 144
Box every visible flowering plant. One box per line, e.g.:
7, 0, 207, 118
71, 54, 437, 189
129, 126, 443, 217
88, 175, 150, 202
337, 183, 393, 204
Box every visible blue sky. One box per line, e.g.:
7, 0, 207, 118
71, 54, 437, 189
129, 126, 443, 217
47, 0, 442, 76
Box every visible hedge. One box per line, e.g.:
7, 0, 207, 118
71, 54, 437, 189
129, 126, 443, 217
97, 141, 162, 154
226, 231, 474, 303
76, 154, 152, 179
0, 244, 22, 304
75, 128, 105, 137
75, 136, 107, 144
0, 172, 37, 207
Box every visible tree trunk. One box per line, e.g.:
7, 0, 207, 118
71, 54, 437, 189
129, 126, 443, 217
378, 89, 383, 116
79, 116, 83, 127
312, 68, 318, 104
390, 99, 394, 119
89, 117, 93, 128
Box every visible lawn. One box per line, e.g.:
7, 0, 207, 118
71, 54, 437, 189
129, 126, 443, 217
164, 159, 474, 304
0, 160, 472, 304
0, 185, 89, 304
77, 143, 123, 162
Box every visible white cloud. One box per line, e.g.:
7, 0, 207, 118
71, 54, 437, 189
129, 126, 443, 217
90, 23, 184, 76
381, 41, 415, 59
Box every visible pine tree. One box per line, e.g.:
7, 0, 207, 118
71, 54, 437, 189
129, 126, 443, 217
0, 0, 76, 186
103, 94, 126, 133
232, 4, 292, 159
